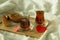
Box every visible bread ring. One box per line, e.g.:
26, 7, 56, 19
2, 15, 11, 27
8, 13, 23, 23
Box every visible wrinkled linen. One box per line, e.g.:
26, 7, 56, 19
0, 0, 60, 40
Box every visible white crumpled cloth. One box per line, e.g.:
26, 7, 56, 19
0, 0, 60, 40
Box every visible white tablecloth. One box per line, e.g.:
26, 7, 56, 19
0, 0, 60, 40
